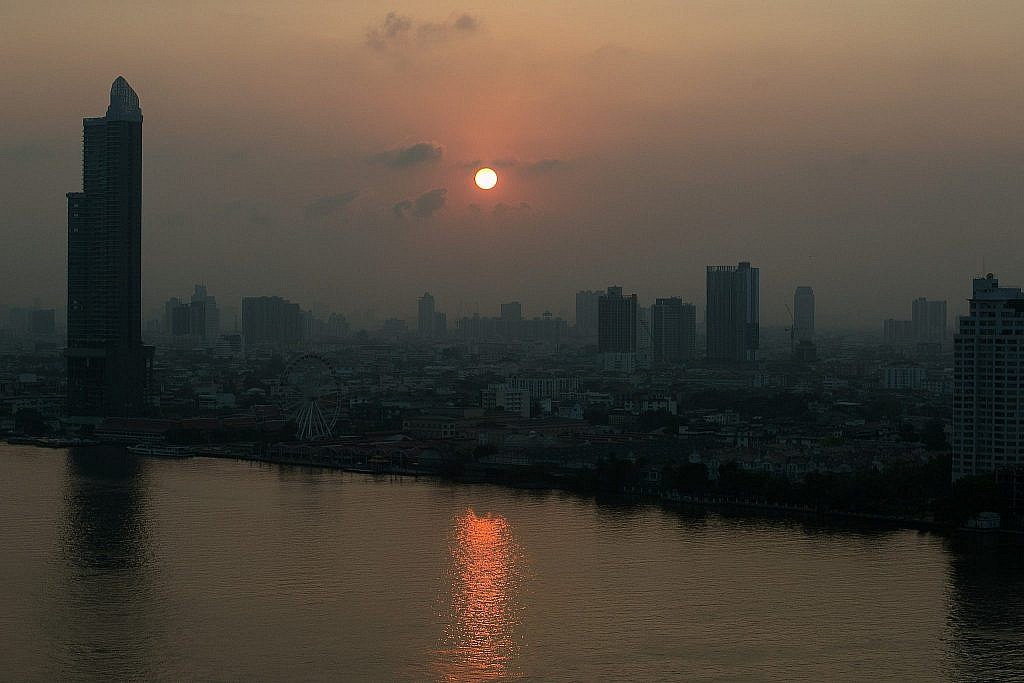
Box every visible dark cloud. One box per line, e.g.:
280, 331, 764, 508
493, 201, 531, 217
453, 14, 478, 31
394, 188, 447, 219
523, 158, 562, 174
365, 12, 413, 50
413, 188, 447, 217
488, 158, 564, 174
303, 191, 359, 219
392, 199, 412, 217
371, 142, 444, 167
417, 13, 479, 44
366, 12, 480, 50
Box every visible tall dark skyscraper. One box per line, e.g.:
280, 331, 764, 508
575, 289, 602, 337
241, 296, 305, 346
706, 261, 759, 363
418, 292, 436, 337
650, 297, 697, 363
794, 286, 815, 342
598, 286, 637, 353
912, 297, 947, 350
66, 77, 147, 417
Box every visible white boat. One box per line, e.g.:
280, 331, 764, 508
126, 444, 195, 458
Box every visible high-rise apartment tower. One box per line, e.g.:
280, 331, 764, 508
706, 262, 759, 363
953, 275, 1024, 478
66, 77, 146, 417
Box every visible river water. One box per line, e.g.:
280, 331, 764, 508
1, 444, 1022, 681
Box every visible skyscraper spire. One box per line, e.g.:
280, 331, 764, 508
106, 76, 142, 122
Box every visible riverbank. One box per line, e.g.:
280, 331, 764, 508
191, 442, 972, 535
9, 439, 1019, 537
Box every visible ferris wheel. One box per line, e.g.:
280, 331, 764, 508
279, 353, 341, 441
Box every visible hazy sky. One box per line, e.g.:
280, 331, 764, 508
2, 1, 1023, 328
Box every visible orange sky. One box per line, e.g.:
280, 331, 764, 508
2, 1, 1024, 326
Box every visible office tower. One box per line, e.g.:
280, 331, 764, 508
794, 286, 815, 342
706, 261, 759, 362
912, 297, 947, 349
66, 77, 146, 417
241, 296, 305, 346
953, 274, 1024, 479
162, 286, 220, 346
650, 297, 697, 363
500, 301, 522, 321
418, 292, 436, 337
636, 305, 652, 368
575, 289, 602, 337
326, 313, 350, 338
522, 312, 567, 344
883, 318, 914, 346
170, 303, 191, 336
189, 300, 208, 339
190, 284, 220, 344
598, 286, 637, 353
380, 318, 408, 337
498, 301, 523, 339
163, 297, 181, 334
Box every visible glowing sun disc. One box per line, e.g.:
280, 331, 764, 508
475, 167, 498, 190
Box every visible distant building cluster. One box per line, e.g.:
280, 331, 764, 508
456, 303, 567, 345
163, 285, 221, 348
0, 306, 56, 338
884, 298, 948, 353
7, 75, 1012, 501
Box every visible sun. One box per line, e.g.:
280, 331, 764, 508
474, 167, 498, 190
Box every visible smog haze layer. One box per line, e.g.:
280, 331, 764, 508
3, 1, 1023, 326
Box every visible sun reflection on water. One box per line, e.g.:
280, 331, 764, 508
436, 509, 523, 682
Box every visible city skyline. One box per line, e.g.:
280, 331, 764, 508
5, 4, 1024, 681
3, 2, 1024, 327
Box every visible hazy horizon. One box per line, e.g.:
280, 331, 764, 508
3, 1, 1023, 327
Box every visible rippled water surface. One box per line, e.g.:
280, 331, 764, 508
1, 444, 1023, 681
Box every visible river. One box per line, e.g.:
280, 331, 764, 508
1, 444, 1022, 681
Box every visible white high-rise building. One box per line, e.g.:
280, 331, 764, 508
953, 274, 1024, 479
